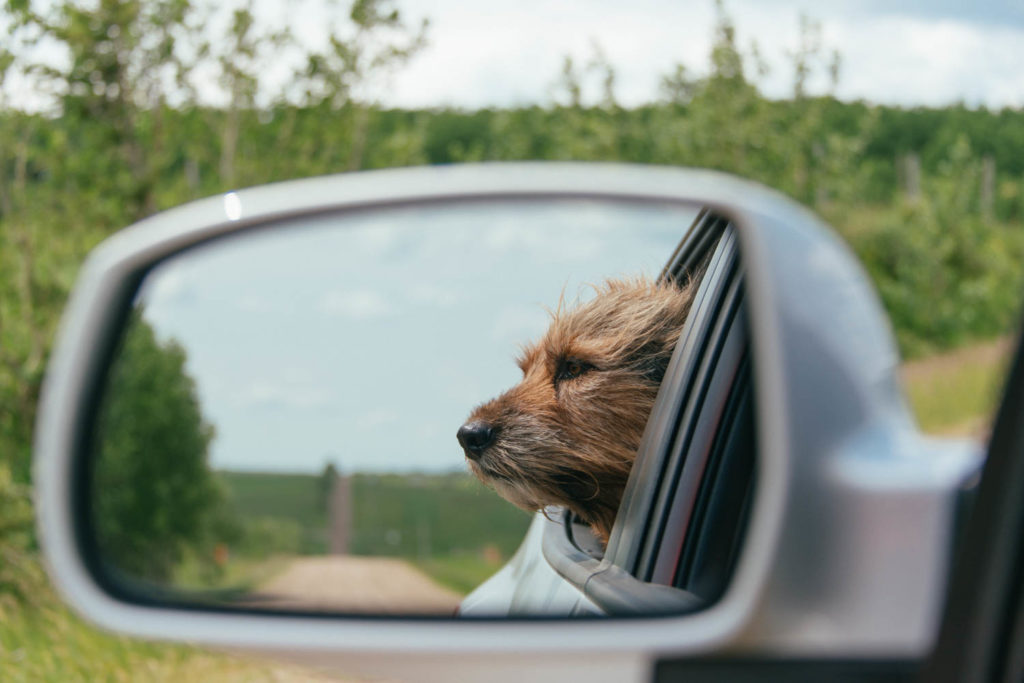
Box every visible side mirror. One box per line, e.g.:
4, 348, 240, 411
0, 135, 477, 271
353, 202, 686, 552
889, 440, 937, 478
35, 164, 977, 676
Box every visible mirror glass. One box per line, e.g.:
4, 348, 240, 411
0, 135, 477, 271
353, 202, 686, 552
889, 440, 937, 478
89, 197, 706, 616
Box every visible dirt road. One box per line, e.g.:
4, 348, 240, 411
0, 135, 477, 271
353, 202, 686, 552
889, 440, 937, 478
249, 556, 463, 614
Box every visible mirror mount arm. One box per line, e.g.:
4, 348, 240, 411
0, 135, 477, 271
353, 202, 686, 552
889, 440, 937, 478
541, 509, 705, 616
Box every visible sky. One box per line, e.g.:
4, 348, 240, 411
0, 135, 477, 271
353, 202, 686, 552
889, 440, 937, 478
262, 0, 1024, 109
135, 199, 698, 474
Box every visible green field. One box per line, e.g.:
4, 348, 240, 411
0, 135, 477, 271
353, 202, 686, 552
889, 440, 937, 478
348, 472, 532, 559
215, 469, 532, 588
218, 471, 331, 529
217, 470, 332, 555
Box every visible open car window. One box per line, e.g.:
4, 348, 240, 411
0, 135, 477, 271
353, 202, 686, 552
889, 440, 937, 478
543, 213, 754, 615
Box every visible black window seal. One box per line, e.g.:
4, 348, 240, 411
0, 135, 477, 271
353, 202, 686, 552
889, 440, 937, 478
673, 356, 755, 600
641, 276, 746, 585
605, 227, 740, 572
660, 208, 729, 285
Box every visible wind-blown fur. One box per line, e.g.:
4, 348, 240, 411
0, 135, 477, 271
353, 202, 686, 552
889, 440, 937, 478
459, 277, 695, 546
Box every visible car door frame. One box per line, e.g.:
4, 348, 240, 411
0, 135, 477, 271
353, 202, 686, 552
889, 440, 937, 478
924, 321, 1024, 683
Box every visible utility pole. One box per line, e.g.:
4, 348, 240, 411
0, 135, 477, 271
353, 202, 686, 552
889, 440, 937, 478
328, 467, 352, 555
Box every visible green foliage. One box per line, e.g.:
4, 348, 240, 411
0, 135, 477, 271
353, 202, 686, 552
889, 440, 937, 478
903, 339, 1010, 435
350, 472, 532, 559
844, 138, 1024, 355
215, 471, 329, 554
235, 517, 305, 557
214, 470, 531, 562
0, 463, 43, 608
0, 571, 309, 681
92, 314, 223, 582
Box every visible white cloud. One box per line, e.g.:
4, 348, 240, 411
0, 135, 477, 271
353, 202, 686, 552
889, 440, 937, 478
238, 378, 332, 409
408, 283, 463, 308
141, 268, 190, 308
236, 294, 277, 313
317, 289, 395, 318
490, 304, 550, 345
376, 0, 1023, 109
483, 218, 610, 263
821, 16, 1024, 108
357, 409, 399, 430
349, 221, 402, 256
381, 0, 716, 108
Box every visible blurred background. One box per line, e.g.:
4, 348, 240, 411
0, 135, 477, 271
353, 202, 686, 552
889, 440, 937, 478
2, 0, 1022, 678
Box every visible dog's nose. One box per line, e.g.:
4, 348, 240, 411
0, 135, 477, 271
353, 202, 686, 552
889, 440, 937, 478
457, 420, 496, 459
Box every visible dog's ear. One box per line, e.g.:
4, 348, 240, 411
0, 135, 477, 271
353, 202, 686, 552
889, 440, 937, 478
612, 279, 695, 384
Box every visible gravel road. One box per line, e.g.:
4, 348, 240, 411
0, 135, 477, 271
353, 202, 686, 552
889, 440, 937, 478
249, 556, 463, 615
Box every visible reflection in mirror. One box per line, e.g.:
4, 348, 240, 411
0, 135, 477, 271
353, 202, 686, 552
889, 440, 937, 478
89, 198, 705, 616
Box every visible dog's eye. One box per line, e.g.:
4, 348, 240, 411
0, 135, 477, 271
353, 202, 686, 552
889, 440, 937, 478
556, 359, 592, 382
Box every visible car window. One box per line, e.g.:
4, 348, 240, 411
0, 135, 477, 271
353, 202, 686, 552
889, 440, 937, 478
538, 217, 755, 615
626, 224, 752, 601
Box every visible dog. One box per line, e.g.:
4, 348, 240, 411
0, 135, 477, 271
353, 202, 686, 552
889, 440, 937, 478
457, 276, 695, 546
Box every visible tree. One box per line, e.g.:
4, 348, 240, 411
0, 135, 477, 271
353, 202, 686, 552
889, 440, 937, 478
3, 0, 202, 221
292, 0, 427, 171
201, 0, 292, 188
648, 1, 769, 173
91, 312, 223, 582
545, 42, 625, 161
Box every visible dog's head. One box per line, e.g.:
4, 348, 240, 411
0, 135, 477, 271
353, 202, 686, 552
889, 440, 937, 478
457, 277, 695, 544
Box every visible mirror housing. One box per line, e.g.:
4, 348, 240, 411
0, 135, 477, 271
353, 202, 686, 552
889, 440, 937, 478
34, 163, 978, 675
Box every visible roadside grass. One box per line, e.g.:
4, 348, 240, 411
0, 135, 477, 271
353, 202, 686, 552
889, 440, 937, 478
173, 552, 295, 593
414, 554, 505, 595
901, 337, 1012, 436
0, 587, 330, 682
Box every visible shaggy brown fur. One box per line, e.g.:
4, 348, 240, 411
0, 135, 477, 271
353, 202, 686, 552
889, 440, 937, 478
458, 277, 696, 546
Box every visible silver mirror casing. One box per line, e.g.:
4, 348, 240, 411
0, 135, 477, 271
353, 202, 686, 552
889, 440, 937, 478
33, 163, 979, 680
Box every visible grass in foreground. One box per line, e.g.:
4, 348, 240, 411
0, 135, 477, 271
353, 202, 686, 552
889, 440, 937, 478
901, 337, 1012, 436
0, 559, 338, 682
1, 600, 291, 682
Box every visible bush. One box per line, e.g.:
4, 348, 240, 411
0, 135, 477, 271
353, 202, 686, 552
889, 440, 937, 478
849, 201, 1024, 356
0, 463, 45, 608
91, 314, 225, 583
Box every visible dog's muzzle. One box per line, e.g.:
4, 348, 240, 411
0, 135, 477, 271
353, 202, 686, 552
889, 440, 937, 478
457, 420, 496, 460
